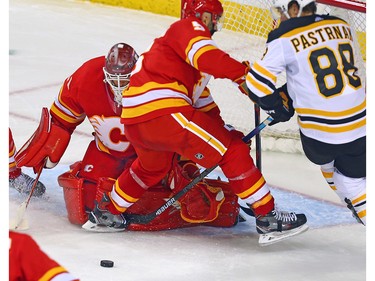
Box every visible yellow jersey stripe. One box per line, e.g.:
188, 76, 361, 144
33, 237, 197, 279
237, 176, 266, 199
192, 45, 217, 68
358, 209, 366, 218
185, 36, 212, 64
321, 171, 333, 178
197, 103, 217, 112
246, 74, 273, 96
57, 87, 82, 117
298, 118, 365, 133
295, 100, 366, 118
122, 98, 190, 119
124, 81, 188, 97
251, 193, 273, 209
114, 180, 138, 203
253, 62, 277, 84
39, 266, 67, 281
352, 193, 366, 205
50, 103, 82, 124
172, 113, 227, 155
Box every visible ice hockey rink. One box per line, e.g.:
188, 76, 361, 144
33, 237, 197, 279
6, 0, 371, 280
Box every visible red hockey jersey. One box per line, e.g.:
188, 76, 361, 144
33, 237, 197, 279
50, 56, 136, 158
121, 16, 248, 124
9, 231, 79, 281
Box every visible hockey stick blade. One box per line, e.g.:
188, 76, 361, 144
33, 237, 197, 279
258, 224, 309, 246
9, 202, 29, 230
125, 116, 274, 226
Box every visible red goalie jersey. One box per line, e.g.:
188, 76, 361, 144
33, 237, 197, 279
51, 56, 136, 159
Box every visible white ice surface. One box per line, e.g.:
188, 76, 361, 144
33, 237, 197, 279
6, 0, 370, 280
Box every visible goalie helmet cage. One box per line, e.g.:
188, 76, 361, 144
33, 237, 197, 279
180, 0, 366, 160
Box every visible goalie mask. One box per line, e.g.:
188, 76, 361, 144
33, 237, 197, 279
181, 0, 224, 35
103, 43, 139, 106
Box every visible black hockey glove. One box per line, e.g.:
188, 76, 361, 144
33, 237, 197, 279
247, 83, 294, 126
265, 84, 295, 126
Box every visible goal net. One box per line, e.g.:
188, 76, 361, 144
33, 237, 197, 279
208, 0, 366, 154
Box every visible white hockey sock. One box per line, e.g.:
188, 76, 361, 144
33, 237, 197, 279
334, 169, 366, 225
320, 161, 336, 191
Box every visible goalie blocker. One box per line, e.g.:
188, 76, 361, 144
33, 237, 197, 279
14, 107, 71, 173
58, 160, 240, 231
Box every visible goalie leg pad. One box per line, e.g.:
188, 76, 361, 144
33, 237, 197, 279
58, 163, 87, 225
204, 178, 240, 227
179, 182, 225, 223
166, 161, 226, 223
126, 185, 193, 231
58, 161, 113, 225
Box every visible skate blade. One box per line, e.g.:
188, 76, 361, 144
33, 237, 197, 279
82, 220, 126, 233
258, 224, 309, 246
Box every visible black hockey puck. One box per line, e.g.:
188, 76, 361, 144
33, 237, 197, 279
100, 260, 114, 268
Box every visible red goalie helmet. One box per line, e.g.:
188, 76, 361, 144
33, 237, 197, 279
181, 0, 223, 21
103, 42, 139, 106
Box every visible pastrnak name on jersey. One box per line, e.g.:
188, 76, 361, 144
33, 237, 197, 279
269, 15, 353, 53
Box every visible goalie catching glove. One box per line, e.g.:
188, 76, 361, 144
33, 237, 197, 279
15, 107, 71, 173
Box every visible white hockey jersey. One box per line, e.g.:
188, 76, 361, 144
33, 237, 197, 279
246, 14, 365, 144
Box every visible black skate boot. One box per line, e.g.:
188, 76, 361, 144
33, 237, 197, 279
82, 193, 127, 232
9, 172, 46, 197
256, 209, 308, 246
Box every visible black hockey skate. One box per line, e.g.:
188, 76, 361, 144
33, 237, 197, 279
256, 209, 308, 246
82, 193, 127, 232
9, 172, 46, 197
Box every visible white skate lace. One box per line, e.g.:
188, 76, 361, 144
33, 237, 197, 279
272, 210, 297, 222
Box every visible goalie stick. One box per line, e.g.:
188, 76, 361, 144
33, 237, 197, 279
123, 115, 274, 225
9, 158, 47, 230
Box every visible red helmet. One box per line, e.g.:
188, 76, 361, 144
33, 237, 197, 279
103, 43, 139, 106
181, 0, 223, 22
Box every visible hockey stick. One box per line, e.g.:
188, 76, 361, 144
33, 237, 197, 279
125, 116, 274, 225
254, 104, 262, 171
9, 158, 47, 230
